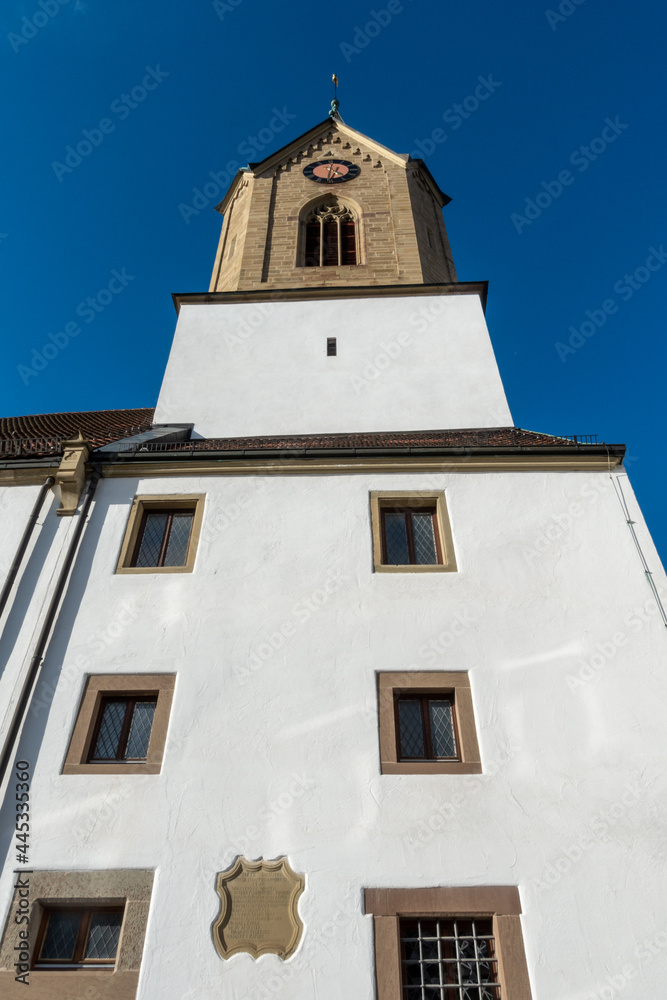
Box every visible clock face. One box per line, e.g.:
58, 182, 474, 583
303, 160, 361, 184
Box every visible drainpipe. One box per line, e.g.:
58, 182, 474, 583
0, 471, 101, 790
0, 476, 55, 625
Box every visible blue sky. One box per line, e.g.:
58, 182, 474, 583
1, 0, 666, 563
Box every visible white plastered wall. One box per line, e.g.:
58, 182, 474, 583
0, 467, 665, 999
154, 294, 513, 438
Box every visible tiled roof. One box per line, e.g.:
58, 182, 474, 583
0, 410, 615, 461
176, 427, 581, 452
0, 408, 154, 456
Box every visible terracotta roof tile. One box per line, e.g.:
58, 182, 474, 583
0, 407, 154, 456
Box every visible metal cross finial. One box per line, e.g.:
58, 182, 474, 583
330, 73, 340, 119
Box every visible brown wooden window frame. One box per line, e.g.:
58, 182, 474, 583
395, 692, 459, 762
370, 492, 457, 575
116, 494, 205, 575
87, 696, 158, 764
33, 906, 124, 971
131, 508, 194, 568
380, 506, 443, 566
365, 886, 533, 1000
378, 672, 481, 775
63, 674, 175, 776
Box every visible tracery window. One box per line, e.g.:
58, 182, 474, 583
304, 201, 357, 267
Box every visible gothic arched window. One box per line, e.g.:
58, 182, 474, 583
304, 201, 357, 267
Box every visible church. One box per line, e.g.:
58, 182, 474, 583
0, 103, 664, 999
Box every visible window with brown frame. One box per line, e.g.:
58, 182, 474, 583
365, 886, 533, 1000
87, 697, 157, 763
378, 673, 481, 775
131, 508, 194, 568
381, 506, 441, 566
33, 907, 124, 970
396, 694, 458, 761
63, 674, 175, 775
116, 495, 205, 575
369, 493, 456, 574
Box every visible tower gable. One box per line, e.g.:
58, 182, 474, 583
209, 119, 457, 292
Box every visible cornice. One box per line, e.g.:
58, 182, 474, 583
172, 281, 489, 314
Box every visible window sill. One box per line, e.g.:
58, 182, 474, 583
381, 760, 482, 775
373, 563, 456, 573
62, 762, 161, 775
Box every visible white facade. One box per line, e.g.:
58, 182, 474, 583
1, 463, 666, 998
154, 293, 513, 438
1, 119, 666, 1000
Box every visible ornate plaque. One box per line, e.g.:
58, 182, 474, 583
212, 856, 305, 960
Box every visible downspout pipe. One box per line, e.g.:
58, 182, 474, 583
0, 471, 100, 790
0, 476, 55, 624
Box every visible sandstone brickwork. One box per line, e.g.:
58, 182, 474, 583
209, 119, 457, 292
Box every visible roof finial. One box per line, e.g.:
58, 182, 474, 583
329, 74, 340, 120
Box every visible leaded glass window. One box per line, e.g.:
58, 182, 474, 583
397, 695, 457, 760
132, 509, 194, 567
381, 508, 440, 565
304, 201, 357, 267
400, 917, 501, 1000
89, 697, 157, 762
35, 908, 123, 969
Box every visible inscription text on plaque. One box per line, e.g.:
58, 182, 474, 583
212, 856, 305, 960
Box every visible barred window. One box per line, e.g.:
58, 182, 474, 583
304, 201, 357, 267
400, 917, 501, 1000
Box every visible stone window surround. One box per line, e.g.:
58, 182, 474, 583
377, 672, 481, 775
365, 886, 533, 1000
0, 869, 154, 1000
295, 193, 366, 269
369, 491, 457, 574
115, 494, 205, 574
63, 674, 175, 775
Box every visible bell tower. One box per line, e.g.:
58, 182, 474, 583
155, 112, 511, 438
208, 116, 457, 292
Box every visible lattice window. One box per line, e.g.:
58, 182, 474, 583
381, 507, 441, 565
88, 697, 157, 762
34, 908, 124, 969
304, 201, 357, 267
400, 918, 501, 1000
397, 695, 458, 761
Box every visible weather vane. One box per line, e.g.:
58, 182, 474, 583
329, 74, 340, 119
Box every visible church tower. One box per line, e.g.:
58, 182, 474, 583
0, 107, 665, 1000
